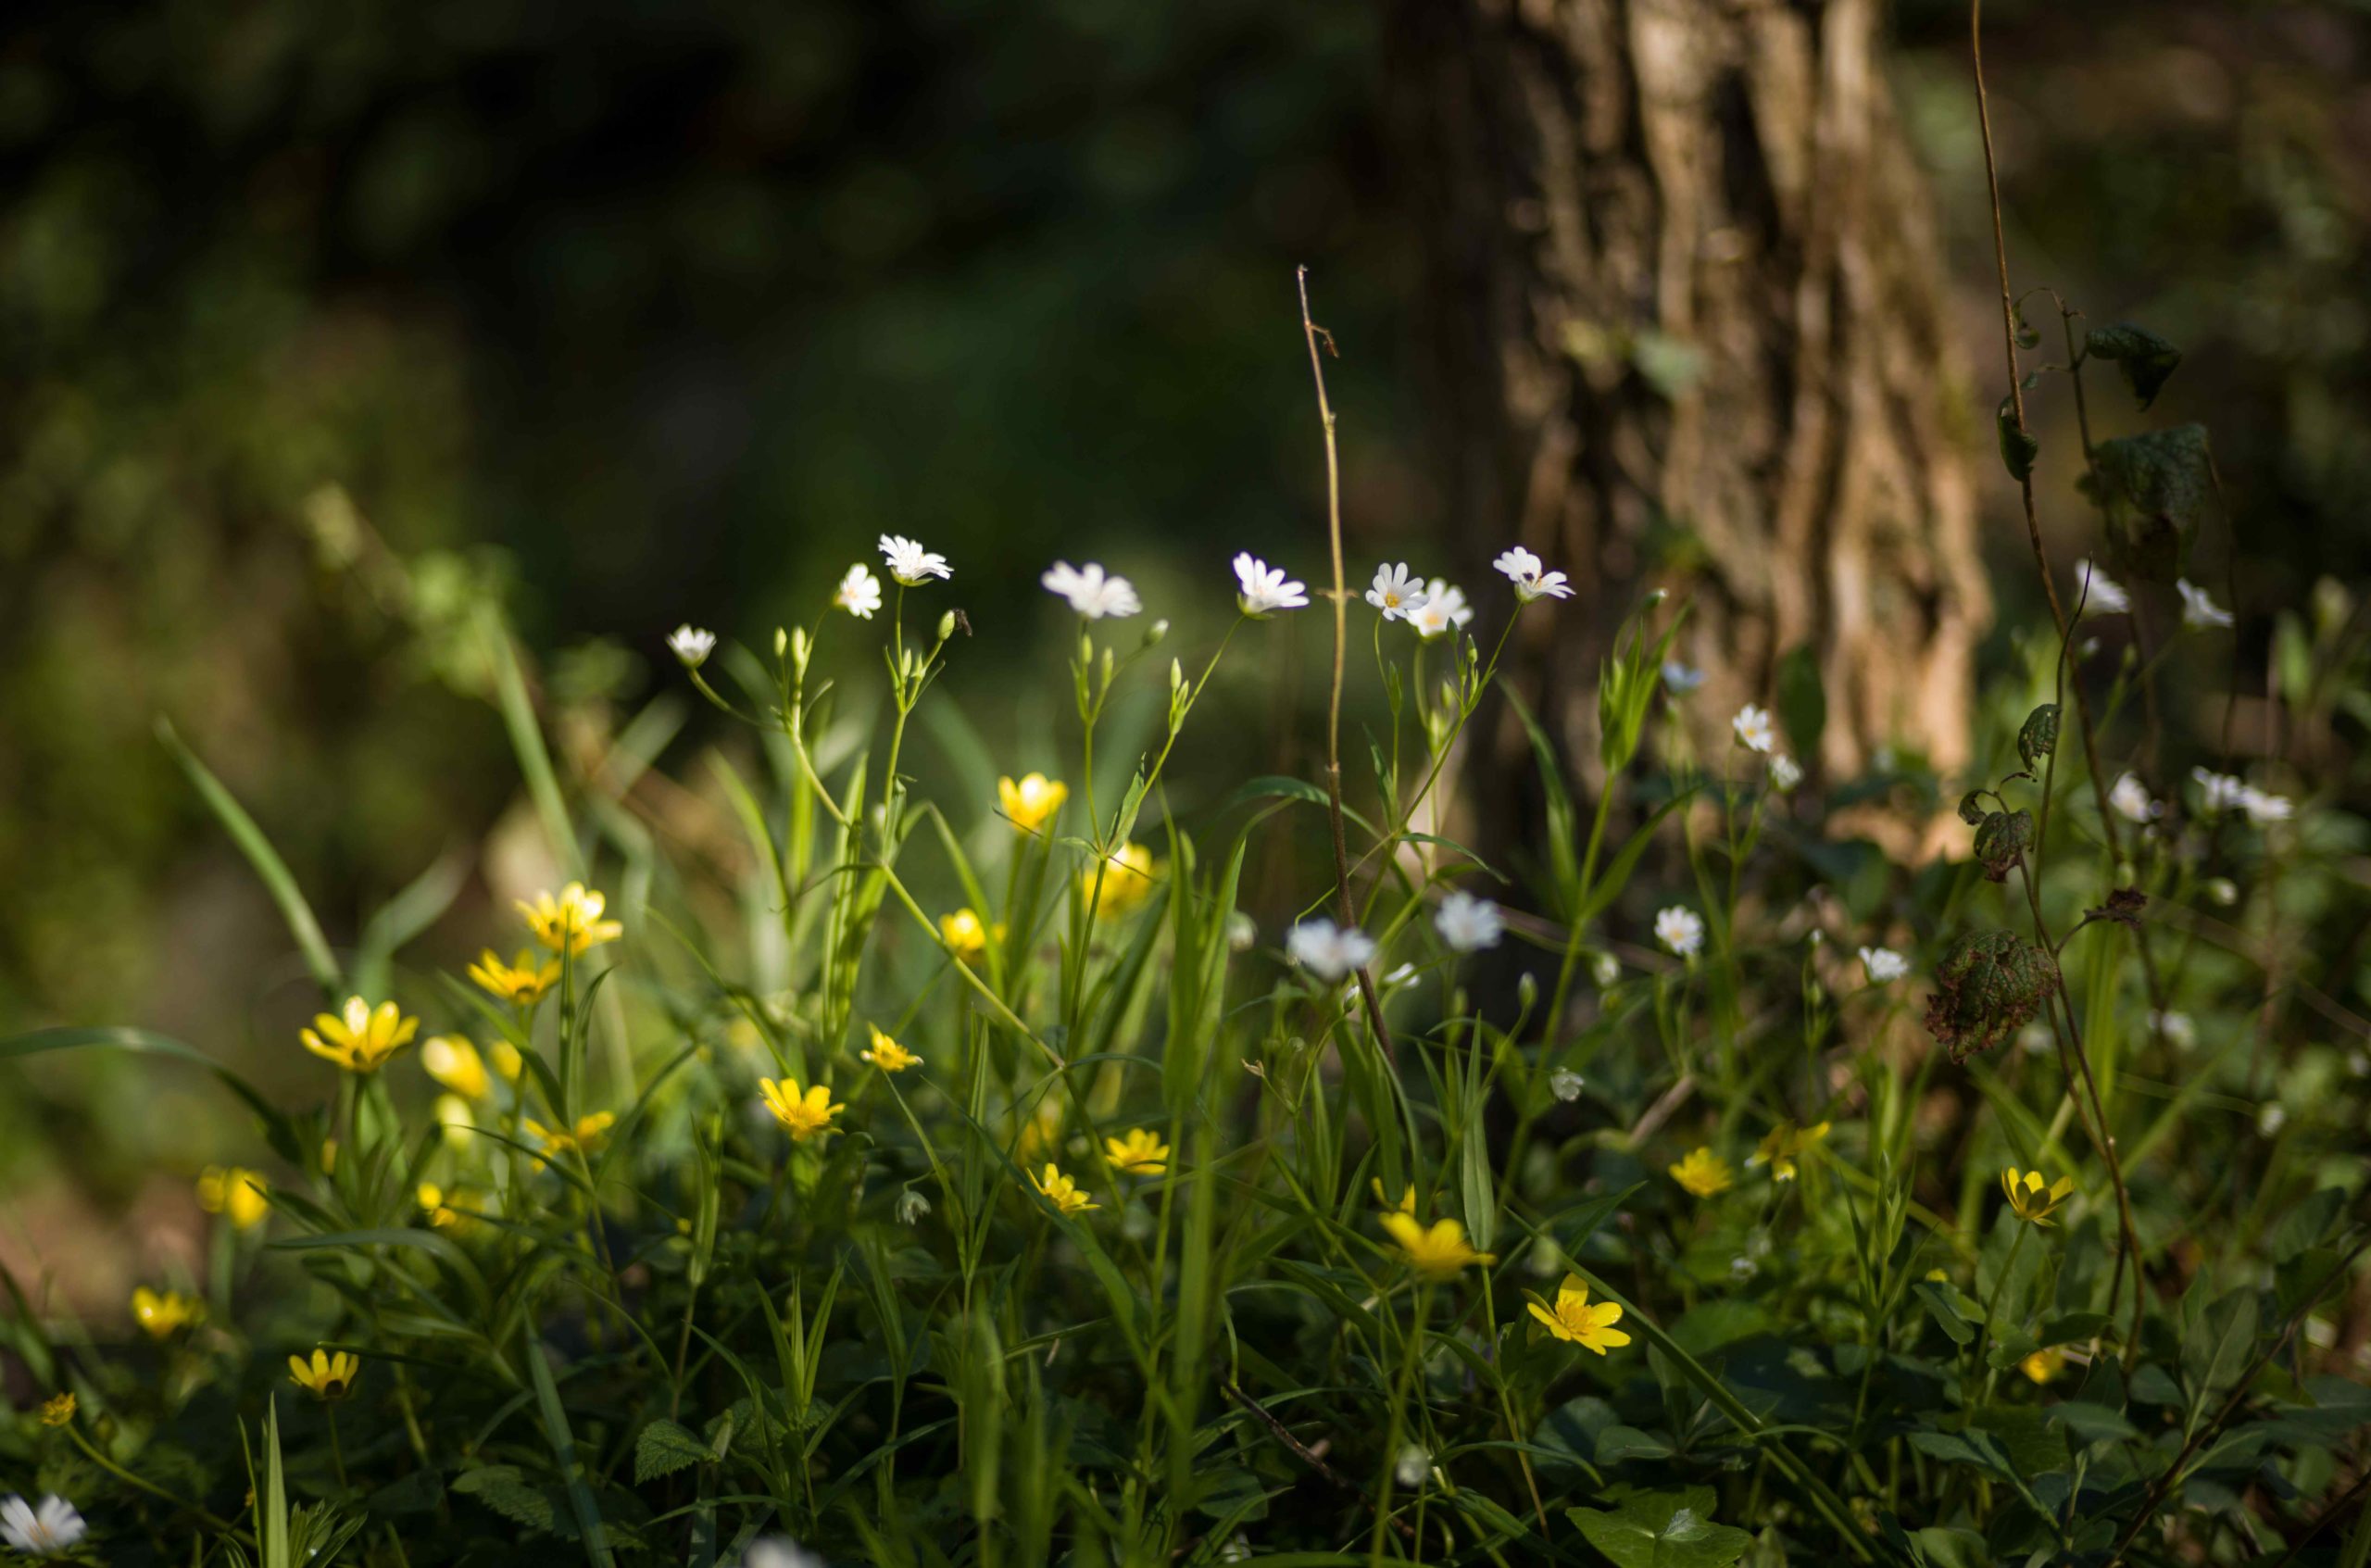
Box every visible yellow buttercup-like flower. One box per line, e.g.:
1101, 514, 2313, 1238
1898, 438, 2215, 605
434, 1095, 476, 1147
1083, 843, 1157, 914
489, 1038, 524, 1083
938, 909, 1003, 964
39, 1393, 75, 1428
1668, 1147, 1735, 1198
1104, 1128, 1170, 1175
1372, 1179, 1417, 1215
1382, 1213, 1496, 1280
1030, 1163, 1098, 1215
997, 772, 1069, 834
860, 1026, 920, 1073
759, 1079, 845, 1142
2020, 1347, 2066, 1385
417, 1183, 480, 1231
420, 1035, 492, 1099
1747, 1120, 1830, 1182
300, 997, 420, 1073
1526, 1274, 1632, 1354
2001, 1167, 2076, 1226
197, 1166, 270, 1230
470, 948, 560, 1006
517, 883, 624, 956
132, 1286, 203, 1340
523, 1111, 617, 1162
288, 1348, 360, 1401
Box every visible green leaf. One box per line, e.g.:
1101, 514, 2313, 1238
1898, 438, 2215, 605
1566, 1486, 1751, 1568
1972, 809, 2033, 883
1774, 646, 1825, 762
1996, 395, 2039, 483
2180, 1287, 2261, 1407
1924, 931, 2057, 1062
633, 1419, 709, 1483
156, 719, 341, 995
2084, 321, 2182, 410
2015, 704, 2059, 770
2080, 423, 2213, 583
452, 1465, 561, 1536
525, 1339, 616, 1565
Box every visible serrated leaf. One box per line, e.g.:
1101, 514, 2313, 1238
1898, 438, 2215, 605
452, 1465, 560, 1535
634, 1419, 709, 1483
2085, 321, 2182, 409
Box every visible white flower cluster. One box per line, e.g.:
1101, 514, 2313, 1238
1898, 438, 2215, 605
2191, 768, 2292, 825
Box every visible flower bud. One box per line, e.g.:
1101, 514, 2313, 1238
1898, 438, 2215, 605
936, 610, 958, 643
1143, 618, 1170, 648
1516, 972, 1538, 1011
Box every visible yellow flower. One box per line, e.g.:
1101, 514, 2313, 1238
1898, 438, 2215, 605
39, 1393, 75, 1428
2020, 1347, 2066, 1385
1525, 1273, 1632, 1354
1925, 1268, 1951, 1283
470, 948, 560, 1006
417, 1183, 478, 1231
523, 1111, 617, 1161
299, 997, 420, 1074
489, 1038, 524, 1083
1371, 1179, 1417, 1215
2001, 1167, 2076, 1226
420, 1035, 491, 1099
1104, 1128, 1170, 1175
859, 1026, 920, 1073
1668, 1147, 1735, 1198
131, 1286, 203, 1340
1746, 1119, 1831, 1182
759, 1079, 845, 1143
288, 1348, 360, 1401
1083, 843, 1157, 914
1030, 1163, 1098, 1215
1016, 1098, 1063, 1163
997, 772, 1069, 834
938, 909, 1003, 964
320, 1138, 338, 1174
517, 883, 624, 955
434, 1095, 476, 1147
1382, 1212, 1496, 1280
196, 1166, 270, 1230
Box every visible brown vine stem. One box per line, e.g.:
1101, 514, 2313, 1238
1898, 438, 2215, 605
1971, 0, 2146, 1352
1297, 267, 1397, 1069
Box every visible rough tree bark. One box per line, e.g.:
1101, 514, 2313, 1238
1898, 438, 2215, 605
1394, 0, 1988, 791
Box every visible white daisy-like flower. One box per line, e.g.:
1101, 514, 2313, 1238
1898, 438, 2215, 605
1422, 580, 1474, 630
2149, 1010, 2197, 1050
2076, 558, 2130, 615
1655, 906, 1705, 958
2238, 785, 2293, 825
2191, 767, 2247, 814
1769, 754, 1802, 793
2109, 772, 2160, 823
1394, 1444, 1432, 1489
2018, 1020, 2054, 1055
896, 1189, 932, 1225
746, 1538, 828, 1568
1732, 704, 1776, 754
1042, 560, 1140, 621
0, 1496, 86, 1556
2204, 877, 2239, 907
1859, 947, 1909, 984
1224, 910, 1258, 952
2257, 1102, 2286, 1136
2177, 579, 2233, 630
666, 624, 716, 669
878, 533, 951, 586
1662, 659, 1706, 694
1286, 918, 1376, 982
1491, 545, 1574, 603
1549, 1069, 1586, 1102
834, 563, 883, 620
1232, 553, 1308, 618
1434, 891, 1504, 953
1590, 952, 1621, 988
1364, 563, 1428, 622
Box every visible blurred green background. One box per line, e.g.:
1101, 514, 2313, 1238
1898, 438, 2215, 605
3, 0, 2367, 1208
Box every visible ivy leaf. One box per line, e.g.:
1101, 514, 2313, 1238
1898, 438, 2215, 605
1996, 395, 2039, 482
2080, 424, 2213, 583
2085, 321, 2183, 410
633, 1418, 709, 1483
1566, 1486, 1752, 1568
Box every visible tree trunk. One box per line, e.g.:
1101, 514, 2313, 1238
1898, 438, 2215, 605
1393, 0, 1988, 791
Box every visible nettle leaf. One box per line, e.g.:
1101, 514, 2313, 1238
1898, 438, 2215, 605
2016, 704, 2059, 770
2085, 321, 2183, 410
1924, 931, 2058, 1062
1566, 1486, 1752, 1568
634, 1418, 709, 1483
451, 1464, 563, 1537
1996, 395, 2039, 483
1973, 809, 2033, 883
2080, 423, 2213, 583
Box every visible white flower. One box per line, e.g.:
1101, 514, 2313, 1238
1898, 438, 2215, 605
1219, 1537, 1254, 1563
1731, 704, 1776, 754
1286, 919, 1376, 982
2076, 558, 2130, 615
1224, 911, 1258, 952
1363, 563, 1428, 622
896, 1189, 932, 1225
1042, 560, 1141, 621
2204, 877, 2239, 907
2017, 1020, 2054, 1056
746, 1538, 827, 1568
1491, 545, 1574, 603
1232, 552, 1308, 617
1549, 1069, 1586, 1102
2109, 772, 2160, 823
1859, 947, 1908, 985
2191, 767, 2248, 814
1590, 952, 1621, 988
878, 533, 951, 586
667, 624, 716, 668
2238, 785, 2293, 825
2177, 579, 2233, 630
0, 1496, 86, 1556
1394, 1444, 1432, 1488
834, 563, 883, 621
1769, 754, 1802, 793
1662, 659, 1706, 694
1434, 892, 1504, 953
2149, 1010, 2197, 1051
1655, 906, 1705, 959
2256, 1102, 2286, 1136
1423, 580, 1474, 629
